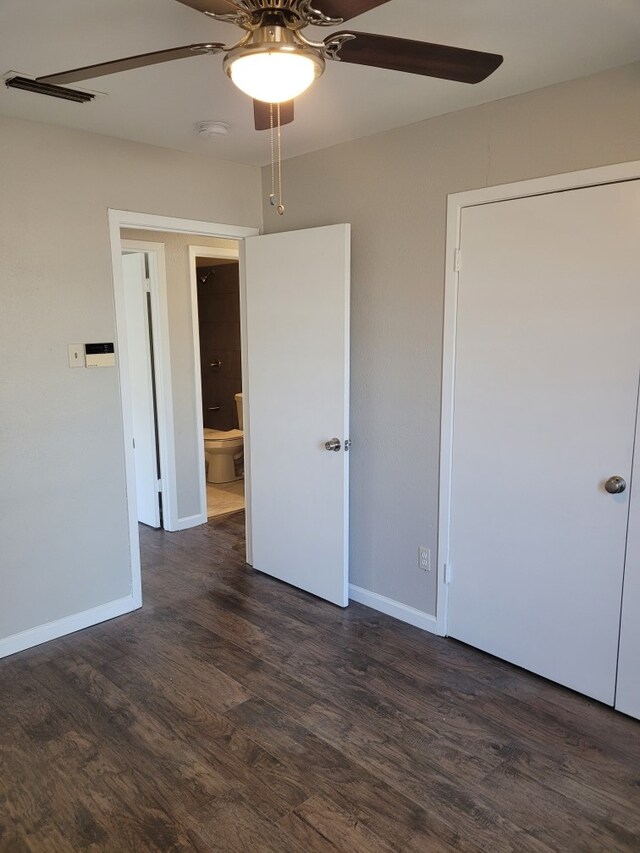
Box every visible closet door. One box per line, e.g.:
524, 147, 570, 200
447, 180, 640, 705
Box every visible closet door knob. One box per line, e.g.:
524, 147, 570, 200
605, 476, 626, 494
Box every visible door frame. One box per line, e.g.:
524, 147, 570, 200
438, 158, 640, 637
120, 239, 171, 529
108, 210, 259, 606
187, 244, 241, 544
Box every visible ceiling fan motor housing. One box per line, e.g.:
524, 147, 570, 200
212, 1, 344, 28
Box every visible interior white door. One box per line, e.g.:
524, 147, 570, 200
244, 225, 350, 606
447, 181, 640, 704
122, 252, 161, 528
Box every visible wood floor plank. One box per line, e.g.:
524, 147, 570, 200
277, 794, 397, 852
147, 606, 320, 715
0, 832, 33, 853
490, 740, 640, 833
480, 758, 640, 851
30, 657, 234, 820
99, 652, 318, 824
1, 513, 638, 851
180, 790, 303, 853
226, 696, 551, 853
90, 612, 253, 715
330, 633, 640, 810
149, 602, 514, 806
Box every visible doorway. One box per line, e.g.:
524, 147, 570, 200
110, 211, 352, 612
191, 246, 245, 521
109, 211, 258, 606
118, 229, 243, 535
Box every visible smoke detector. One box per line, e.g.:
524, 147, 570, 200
196, 120, 230, 139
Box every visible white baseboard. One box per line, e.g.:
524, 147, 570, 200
0, 594, 138, 660
349, 584, 438, 634
171, 512, 207, 532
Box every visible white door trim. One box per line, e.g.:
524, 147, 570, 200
108, 210, 259, 607
121, 239, 175, 529
187, 244, 241, 538
238, 241, 253, 566
437, 159, 640, 637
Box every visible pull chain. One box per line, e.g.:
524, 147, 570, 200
268, 102, 285, 216
276, 102, 284, 215
269, 103, 276, 208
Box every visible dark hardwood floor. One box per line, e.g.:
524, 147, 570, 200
1, 513, 639, 851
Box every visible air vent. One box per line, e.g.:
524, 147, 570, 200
4, 75, 95, 103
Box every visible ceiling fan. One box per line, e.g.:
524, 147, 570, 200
35, 0, 504, 132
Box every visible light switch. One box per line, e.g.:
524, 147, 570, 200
68, 344, 84, 368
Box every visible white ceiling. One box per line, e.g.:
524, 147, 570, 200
2, 0, 639, 166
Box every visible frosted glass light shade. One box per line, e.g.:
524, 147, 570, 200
228, 50, 323, 103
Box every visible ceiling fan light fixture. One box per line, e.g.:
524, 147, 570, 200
224, 44, 324, 104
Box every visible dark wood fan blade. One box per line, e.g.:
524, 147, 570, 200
312, 0, 392, 21
326, 31, 503, 83
174, 0, 238, 13
254, 100, 295, 131
37, 43, 225, 85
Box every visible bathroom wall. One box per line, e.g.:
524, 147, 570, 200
197, 262, 242, 432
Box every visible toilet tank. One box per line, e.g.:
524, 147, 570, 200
235, 392, 243, 430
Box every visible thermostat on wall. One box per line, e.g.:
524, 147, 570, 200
85, 342, 115, 367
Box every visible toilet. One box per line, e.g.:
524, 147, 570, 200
203, 392, 244, 484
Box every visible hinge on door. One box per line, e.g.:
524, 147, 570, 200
156, 478, 162, 492
444, 563, 452, 584
145, 277, 151, 293
453, 249, 461, 273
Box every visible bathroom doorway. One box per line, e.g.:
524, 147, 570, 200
117, 227, 247, 535
111, 209, 351, 612
191, 247, 245, 520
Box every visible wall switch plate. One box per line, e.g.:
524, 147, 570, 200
419, 546, 431, 572
68, 344, 84, 368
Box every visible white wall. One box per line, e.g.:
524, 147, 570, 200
0, 115, 261, 648
261, 61, 640, 619
4, 59, 640, 651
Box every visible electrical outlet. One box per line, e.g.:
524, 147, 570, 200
419, 546, 431, 572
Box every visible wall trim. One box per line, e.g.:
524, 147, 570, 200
120, 239, 178, 531
0, 595, 138, 660
191, 245, 239, 261
349, 584, 437, 634
438, 158, 640, 638
174, 512, 208, 531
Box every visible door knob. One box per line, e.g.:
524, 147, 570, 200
605, 476, 626, 494
325, 438, 341, 452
